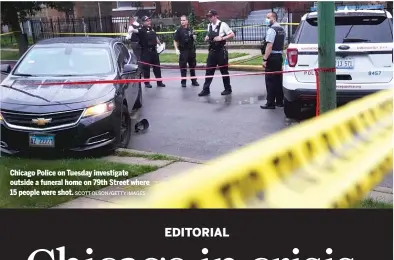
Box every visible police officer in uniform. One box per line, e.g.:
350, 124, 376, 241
198, 10, 235, 97
173, 15, 199, 88
130, 16, 165, 88
126, 16, 141, 61
260, 12, 286, 109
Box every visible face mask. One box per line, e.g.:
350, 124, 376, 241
265, 18, 271, 25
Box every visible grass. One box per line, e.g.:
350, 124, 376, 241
0, 156, 158, 208
115, 150, 180, 161
356, 198, 393, 209
0, 50, 19, 60
160, 52, 248, 63
230, 54, 287, 66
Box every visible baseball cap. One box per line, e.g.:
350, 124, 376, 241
206, 9, 218, 17
141, 16, 151, 22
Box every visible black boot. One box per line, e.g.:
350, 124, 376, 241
191, 80, 199, 86
181, 81, 187, 88
157, 82, 166, 87
145, 83, 152, 88
221, 88, 232, 95
198, 88, 210, 96
260, 103, 275, 109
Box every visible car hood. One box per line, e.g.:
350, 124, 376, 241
0, 75, 116, 106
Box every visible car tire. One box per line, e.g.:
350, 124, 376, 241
284, 98, 302, 120
133, 84, 142, 110
118, 104, 132, 148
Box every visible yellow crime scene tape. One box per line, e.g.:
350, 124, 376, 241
113, 89, 392, 209
0, 31, 21, 36
0, 23, 299, 37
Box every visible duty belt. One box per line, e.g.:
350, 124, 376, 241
143, 46, 156, 51
209, 45, 226, 52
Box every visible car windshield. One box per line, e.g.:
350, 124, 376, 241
13, 46, 114, 76
295, 15, 393, 44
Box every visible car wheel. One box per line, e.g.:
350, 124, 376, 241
118, 104, 131, 148
133, 84, 142, 110
284, 98, 302, 120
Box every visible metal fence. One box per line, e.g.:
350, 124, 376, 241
2, 15, 300, 49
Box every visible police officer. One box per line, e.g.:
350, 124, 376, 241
198, 9, 235, 97
260, 12, 286, 109
173, 15, 199, 88
130, 16, 165, 88
126, 16, 141, 61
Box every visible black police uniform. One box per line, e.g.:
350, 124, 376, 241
198, 22, 232, 96
137, 23, 165, 88
174, 26, 199, 87
260, 24, 285, 109
129, 23, 141, 61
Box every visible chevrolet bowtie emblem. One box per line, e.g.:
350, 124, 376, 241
32, 118, 52, 126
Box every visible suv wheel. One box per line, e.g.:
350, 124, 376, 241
284, 98, 302, 120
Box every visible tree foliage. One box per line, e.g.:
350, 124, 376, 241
1, 2, 75, 29
188, 9, 196, 28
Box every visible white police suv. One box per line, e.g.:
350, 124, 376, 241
283, 5, 393, 119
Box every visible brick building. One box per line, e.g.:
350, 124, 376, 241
30, 1, 389, 21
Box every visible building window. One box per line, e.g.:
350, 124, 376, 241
113, 1, 156, 11
116, 2, 141, 8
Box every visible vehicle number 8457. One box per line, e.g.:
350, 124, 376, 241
368, 71, 381, 75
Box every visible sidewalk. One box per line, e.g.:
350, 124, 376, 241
55, 149, 207, 208
55, 148, 393, 208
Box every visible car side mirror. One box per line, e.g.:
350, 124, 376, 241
122, 64, 139, 76
1, 64, 11, 74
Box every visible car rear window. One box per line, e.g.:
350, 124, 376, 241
295, 15, 393, 44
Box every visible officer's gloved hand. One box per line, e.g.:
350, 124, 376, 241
176, 49, 180, 55
193, 35, 197, 40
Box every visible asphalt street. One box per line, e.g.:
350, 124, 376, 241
1, 69, 392, 188
129, 69, 294, 159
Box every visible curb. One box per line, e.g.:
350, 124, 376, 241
115, 148, 206, 164
373, 186, 393, 194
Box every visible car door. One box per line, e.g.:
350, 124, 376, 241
119, 43, 139, 110
115, 42, 133, 114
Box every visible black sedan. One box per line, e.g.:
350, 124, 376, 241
0, 37, 143, 155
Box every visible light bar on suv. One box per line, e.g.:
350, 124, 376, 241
310, 4, 385, 12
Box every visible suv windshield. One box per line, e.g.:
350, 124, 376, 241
295, 15, 393, 44
14, 46, 114, 77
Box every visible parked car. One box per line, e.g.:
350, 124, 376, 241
0, 37, 142, 154
283, 6, 393, 119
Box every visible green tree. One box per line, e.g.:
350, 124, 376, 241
188, 9, 196, 28
1, 2, 75, 54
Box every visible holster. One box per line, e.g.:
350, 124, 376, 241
260, 40, 267, 55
